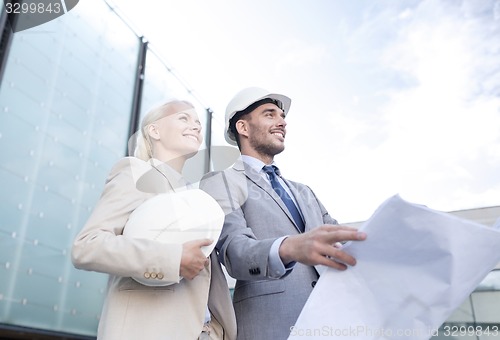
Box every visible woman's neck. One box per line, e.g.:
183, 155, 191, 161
154, 151, 186, 173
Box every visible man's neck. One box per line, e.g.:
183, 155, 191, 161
241, 150, 273, 165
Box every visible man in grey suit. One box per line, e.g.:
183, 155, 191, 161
200, 87, 367, 340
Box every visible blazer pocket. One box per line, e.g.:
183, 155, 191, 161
233, 280, 285, 303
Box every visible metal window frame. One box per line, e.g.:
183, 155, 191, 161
0, 323, 95, 340
0, 5, 14, 86
125, 36, 148, 156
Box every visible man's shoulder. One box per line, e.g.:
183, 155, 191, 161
200, 165, 249, 194
202, 166, 241, 182
285, 177, 310, 190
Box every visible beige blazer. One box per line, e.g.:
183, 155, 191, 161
72, 157, 236, 340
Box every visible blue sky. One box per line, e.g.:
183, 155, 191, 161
110, 0, 500, 222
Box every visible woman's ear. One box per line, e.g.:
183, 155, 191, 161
147, 124, 160, 141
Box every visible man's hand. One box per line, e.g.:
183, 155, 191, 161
279, 225, 366, 270
180, 238, 213, 280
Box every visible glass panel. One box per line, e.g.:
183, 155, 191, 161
141, 50, 200, 118
471, 291, 500, 324
0, 0, 138, 336
435, 270, 500, 339
140, 49, 209, 184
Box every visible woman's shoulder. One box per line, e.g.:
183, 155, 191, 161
107, 157, 152, 181
109, 156, 149, 170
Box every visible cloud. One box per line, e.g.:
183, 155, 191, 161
296, 0, 500, 222
372, 0, 500, 212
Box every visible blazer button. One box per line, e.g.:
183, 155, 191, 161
249, 267, 261, 275
150, 272, 157, 279
144, 272, 151, 279
157, 273, 164, 280
311, 280, 317, 288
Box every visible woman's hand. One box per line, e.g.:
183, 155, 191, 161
180, 238, 213, 280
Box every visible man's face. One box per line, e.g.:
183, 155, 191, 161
243, 102, 287, 158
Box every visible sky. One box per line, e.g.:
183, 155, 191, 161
108, 0, 500, 223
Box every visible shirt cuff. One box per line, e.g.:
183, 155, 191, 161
268, 236, 296, 278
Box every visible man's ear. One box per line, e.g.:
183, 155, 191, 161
235, 120, 249, 138
147, 124, 161, 141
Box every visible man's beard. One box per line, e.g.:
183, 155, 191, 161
248, 133, 285, 158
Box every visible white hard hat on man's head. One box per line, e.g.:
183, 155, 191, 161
224, 87, 292, 146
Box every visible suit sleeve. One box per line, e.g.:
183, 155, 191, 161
200, 171, 277, 281
71, 157, 183, 283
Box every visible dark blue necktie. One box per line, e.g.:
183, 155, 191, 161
263, 165, 305, 233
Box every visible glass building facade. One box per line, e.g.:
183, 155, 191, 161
0, 1, 498, 339
0, 1, 209, 338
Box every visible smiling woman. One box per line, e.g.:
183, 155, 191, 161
70, 100, 237, 340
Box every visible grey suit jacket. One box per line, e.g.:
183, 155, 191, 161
72, 157, 236, 340
200, 159, 337, 340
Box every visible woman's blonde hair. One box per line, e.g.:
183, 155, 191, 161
134, 100, 195, 161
